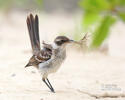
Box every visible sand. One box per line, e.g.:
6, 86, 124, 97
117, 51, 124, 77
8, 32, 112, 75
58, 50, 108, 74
0, 11, 125, 100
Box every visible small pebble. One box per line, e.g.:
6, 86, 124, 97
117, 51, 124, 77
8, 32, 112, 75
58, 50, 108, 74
11, 74, 16, 77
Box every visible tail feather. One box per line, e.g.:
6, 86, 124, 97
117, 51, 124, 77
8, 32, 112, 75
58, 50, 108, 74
26, 14, 40, 55
35, 15, 40, 42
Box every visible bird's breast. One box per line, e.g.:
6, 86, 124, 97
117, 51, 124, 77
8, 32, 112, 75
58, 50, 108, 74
51, 49, 66, 69
38, 48, 66, 74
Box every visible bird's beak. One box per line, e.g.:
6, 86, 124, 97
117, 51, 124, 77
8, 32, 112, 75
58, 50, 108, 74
69, 40, 74, 42
69, 40, 81, 44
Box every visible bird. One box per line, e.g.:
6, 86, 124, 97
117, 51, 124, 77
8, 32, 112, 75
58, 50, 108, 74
25, 14, 79, 93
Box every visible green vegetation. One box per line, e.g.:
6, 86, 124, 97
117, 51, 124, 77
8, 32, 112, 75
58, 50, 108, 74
79, 0, 125, 48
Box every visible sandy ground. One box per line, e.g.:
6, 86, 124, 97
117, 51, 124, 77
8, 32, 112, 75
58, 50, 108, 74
0, 12, 125, 100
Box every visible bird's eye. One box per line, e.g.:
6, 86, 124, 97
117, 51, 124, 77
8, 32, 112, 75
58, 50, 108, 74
61, 40, 65, 42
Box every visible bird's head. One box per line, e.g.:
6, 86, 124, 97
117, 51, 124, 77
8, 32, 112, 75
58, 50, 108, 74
53, 36, 79, 48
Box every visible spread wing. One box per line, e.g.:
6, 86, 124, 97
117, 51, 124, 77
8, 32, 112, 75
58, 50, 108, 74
26, 14, 40, 55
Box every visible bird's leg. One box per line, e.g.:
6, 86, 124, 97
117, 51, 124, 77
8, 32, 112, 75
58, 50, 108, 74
42, 78, 55, 93
46, 78, 55, 93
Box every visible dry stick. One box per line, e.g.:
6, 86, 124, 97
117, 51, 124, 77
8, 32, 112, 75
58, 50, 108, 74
76, 33, 90, 50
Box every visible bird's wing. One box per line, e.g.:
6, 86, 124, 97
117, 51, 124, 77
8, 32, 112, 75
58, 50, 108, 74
26, 13, 40, 55
39, 48, 52, 60
25, 46, 53, 67
25, 47, 52, 67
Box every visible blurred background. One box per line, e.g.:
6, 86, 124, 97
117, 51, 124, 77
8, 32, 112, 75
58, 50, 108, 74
0, 0, 125, 56
0, 0, 125, 100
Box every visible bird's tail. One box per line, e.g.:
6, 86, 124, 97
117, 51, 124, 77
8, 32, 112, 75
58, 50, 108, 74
26, 14, 40, 55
